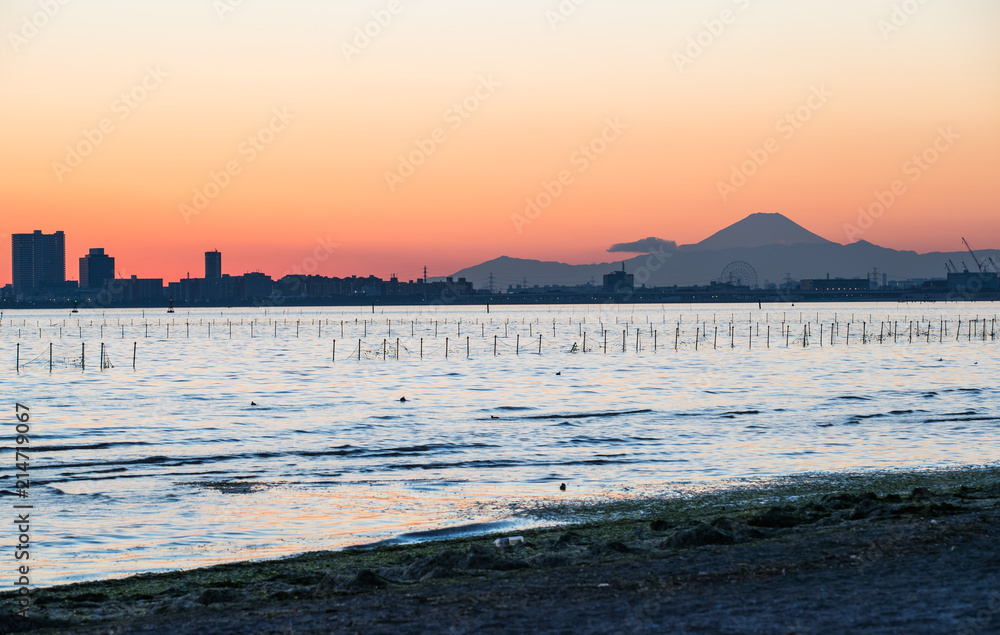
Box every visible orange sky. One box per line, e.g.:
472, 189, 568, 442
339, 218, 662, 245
1, 0, 999, 284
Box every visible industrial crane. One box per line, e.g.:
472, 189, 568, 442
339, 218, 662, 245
962, 237, 984, 273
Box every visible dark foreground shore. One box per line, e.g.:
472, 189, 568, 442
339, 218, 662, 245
4, 467, 1000, 634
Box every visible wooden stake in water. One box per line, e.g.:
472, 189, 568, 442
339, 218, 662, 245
332, 340, 336, 362
16, 343, 19, 372
82, 342, 85, 370
133, 342, 137, 369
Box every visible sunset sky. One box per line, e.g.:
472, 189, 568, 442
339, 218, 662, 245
2, 0, 998, 285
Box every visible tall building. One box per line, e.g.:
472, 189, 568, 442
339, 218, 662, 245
79, 248, 115, 289
205, 250, 222, 279
11, 230, 65, 295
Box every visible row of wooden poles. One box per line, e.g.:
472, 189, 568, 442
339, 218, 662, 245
14, 342, 137, 373
333, 317, 999, 361
11, 316, 996, 369
4, 316, 998, 342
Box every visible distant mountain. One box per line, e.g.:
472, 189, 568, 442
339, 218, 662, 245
448, 213, 999, 290
447, 256, 614, 289
684, 212, 835, 251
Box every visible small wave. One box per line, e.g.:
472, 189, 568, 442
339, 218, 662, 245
355, 520, 516, 549
722, 410, 760, 416
558, 437, 628, 445
923, 416, 1000, 424
31, 441, 154, 453
835, 395, 871, 401
524, 409, 652, 420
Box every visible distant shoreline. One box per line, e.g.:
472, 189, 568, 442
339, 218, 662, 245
4, 293, 1000, 311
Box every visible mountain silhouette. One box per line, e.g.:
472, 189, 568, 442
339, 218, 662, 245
448, 214, 997, 289
684, 212, 835, 251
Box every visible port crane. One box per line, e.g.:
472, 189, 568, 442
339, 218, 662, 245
962, 237, 985, 272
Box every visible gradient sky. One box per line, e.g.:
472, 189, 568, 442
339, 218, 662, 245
2, 0, 998, 285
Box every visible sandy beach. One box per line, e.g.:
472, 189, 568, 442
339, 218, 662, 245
3, 465, 999, 634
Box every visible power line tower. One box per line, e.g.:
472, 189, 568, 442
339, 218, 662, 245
488, 272, 495, 294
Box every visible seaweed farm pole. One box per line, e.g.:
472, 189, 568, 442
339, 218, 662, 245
383, 339, 387, 360
133, 342, 137, 369
653, 330, 656, 352
358, 339, 361, 361
332, 340, 336, 362
622, 330, 626, 352
420, 338, 424, 359
674, 328, 679, 351
695, 327, 699, 351
583, 332, 587, 352
468, 336, 471, 358
49, 343, 52, 372
786, 325, 790, 347
397, 338, 401, 359
100, 343, 104, 371
846, 323, 850, 345
82, 342, 85, 370
494, 335, 497, 356
16, 343, 19, 372
767, 326, 770, 348
714, 327, 717, 349
538, 334, 542, 355
445, 337, 449, 359
516, 334, 520, 355
862, 322, 866, 344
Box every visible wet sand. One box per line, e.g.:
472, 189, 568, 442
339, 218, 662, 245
4, 466, 999, 634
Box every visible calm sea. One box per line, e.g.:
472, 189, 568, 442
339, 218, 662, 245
1, 302, 998, 585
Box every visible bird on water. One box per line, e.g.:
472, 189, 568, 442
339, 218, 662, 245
559, 483, 566, 491
399, 397, 407, 403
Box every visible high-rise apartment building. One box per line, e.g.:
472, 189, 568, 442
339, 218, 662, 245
205, 250, 222, 279
11, 230, 65, 295
79, 248, 115, 289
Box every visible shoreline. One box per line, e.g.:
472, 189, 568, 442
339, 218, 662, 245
4, 463, 999, 633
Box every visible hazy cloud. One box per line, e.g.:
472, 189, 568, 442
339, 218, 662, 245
607, 237, 678, 253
